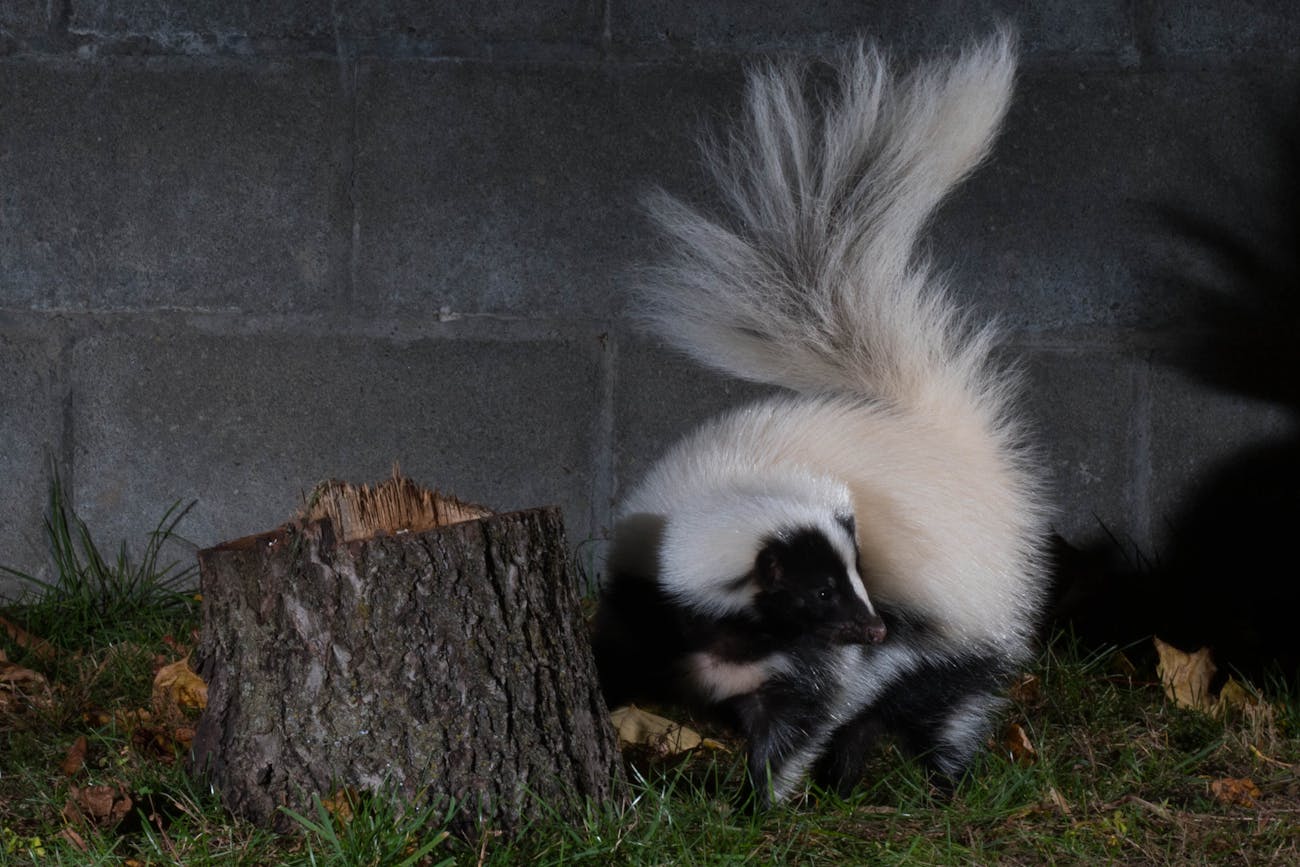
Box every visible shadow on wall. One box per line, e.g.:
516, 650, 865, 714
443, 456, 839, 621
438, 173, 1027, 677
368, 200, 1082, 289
1050, 95, 1300, 684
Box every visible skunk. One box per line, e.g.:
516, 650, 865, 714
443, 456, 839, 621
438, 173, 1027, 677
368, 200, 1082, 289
593, 29, 1050, 805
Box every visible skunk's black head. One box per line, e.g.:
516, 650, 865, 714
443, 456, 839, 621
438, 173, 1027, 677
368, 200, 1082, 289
753, 520, 886, 645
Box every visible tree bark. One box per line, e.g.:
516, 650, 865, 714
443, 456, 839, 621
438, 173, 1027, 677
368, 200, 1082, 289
191, 505, 625, 836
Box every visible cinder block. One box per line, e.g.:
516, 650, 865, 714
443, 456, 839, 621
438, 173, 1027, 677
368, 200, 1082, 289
612, 335, 777, 506
337, 0, 604, 55
610, 1, 1132, 58
1019, 347, 1148, 547
1146, 1, 1300, 54
0, 58, 348, 311
930, 63, 1299, 332
1, 2, 45, 47
67, 1, 335, 51
0, 332, 60, 601
353, 60, 743, 320
65, 1, 604, 55
68, 327, 606, 564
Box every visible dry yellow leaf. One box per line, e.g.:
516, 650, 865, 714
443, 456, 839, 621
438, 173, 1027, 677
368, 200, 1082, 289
151, 657, 208, 717
610, 705, 705, 756
1210, 776, 1261, 808
1153, 637, 1216, 713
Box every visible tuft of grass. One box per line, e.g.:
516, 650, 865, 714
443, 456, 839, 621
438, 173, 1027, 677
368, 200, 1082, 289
279, 789, 457, 867
1, 472, 198, 652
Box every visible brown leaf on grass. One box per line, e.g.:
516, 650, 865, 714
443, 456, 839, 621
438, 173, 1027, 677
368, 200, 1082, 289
321, 787, 360, 826
132, 724, 190, 765
1210, 777, 1261, 808
1153, 640, 1280, 748
63, 783, 133, 829
0, 657, 52, 713
1001, 722, 1037, 766
57, 826, 89, 853
0, 613, 56, 662
1154, 637, 1216, 713
1216, 677, 1277, 736
60, 736, 89, 777
610, 705, 707, 756
1008, 673, 1042, 706
0, 658, 47, 687
171, 725, 195, 750
151, 657, 208, 719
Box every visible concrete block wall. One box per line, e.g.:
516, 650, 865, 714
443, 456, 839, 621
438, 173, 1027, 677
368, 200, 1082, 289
3, 2, 1298, 599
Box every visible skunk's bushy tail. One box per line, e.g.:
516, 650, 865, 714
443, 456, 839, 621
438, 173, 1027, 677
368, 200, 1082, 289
639, 31, 1017, 418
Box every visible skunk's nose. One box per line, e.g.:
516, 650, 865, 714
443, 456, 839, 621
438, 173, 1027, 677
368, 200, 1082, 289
865, 614, 887, 644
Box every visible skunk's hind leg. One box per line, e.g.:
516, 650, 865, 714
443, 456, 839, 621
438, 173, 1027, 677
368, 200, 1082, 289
810, 708, 887, 797
816, 655, 1014, 795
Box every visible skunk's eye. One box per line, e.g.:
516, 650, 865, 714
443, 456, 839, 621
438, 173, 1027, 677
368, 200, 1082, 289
818, 588, 832, 601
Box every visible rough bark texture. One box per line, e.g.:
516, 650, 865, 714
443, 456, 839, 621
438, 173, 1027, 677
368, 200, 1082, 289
191, 506, 625, 835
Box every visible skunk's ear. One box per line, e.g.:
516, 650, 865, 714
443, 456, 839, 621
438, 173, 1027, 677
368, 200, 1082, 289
755, 544, 785, 590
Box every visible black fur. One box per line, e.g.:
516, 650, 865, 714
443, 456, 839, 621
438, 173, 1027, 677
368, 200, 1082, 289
592, 522, 885, 806
812, 610, 1016, 795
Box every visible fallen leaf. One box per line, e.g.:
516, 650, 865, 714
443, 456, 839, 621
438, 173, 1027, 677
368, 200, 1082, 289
1001, 722, 1037, 766
60, 736, 88, 777
0, 659, 47, 687
610, 705, 704, 756
100, 707, 153, 733
1216, 677, 1276, 729
0, 614, 56, 662
132, 723, 194, 765
56, 827, 88, 853
1154, 637, 1216, 713
321, 787, 360, 825
0, 658, 52, 713
1210, 777, 1261, 808
152, 657, 208, 718
64, 783, 132, 829
171, 725, 196, 750
1008, 673, 1042, 706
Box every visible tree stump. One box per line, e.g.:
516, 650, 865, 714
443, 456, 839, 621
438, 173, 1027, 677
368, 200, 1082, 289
190, 475, 626, 836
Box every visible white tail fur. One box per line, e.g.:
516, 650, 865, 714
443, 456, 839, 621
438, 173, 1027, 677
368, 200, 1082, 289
638, 31, 1017, 419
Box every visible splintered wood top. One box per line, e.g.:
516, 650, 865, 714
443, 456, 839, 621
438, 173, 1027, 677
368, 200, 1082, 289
296, 469, 493, 543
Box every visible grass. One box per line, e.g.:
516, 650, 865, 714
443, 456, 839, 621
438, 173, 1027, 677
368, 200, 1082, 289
0, 472, 198, 653
4, 486, 1300, 865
